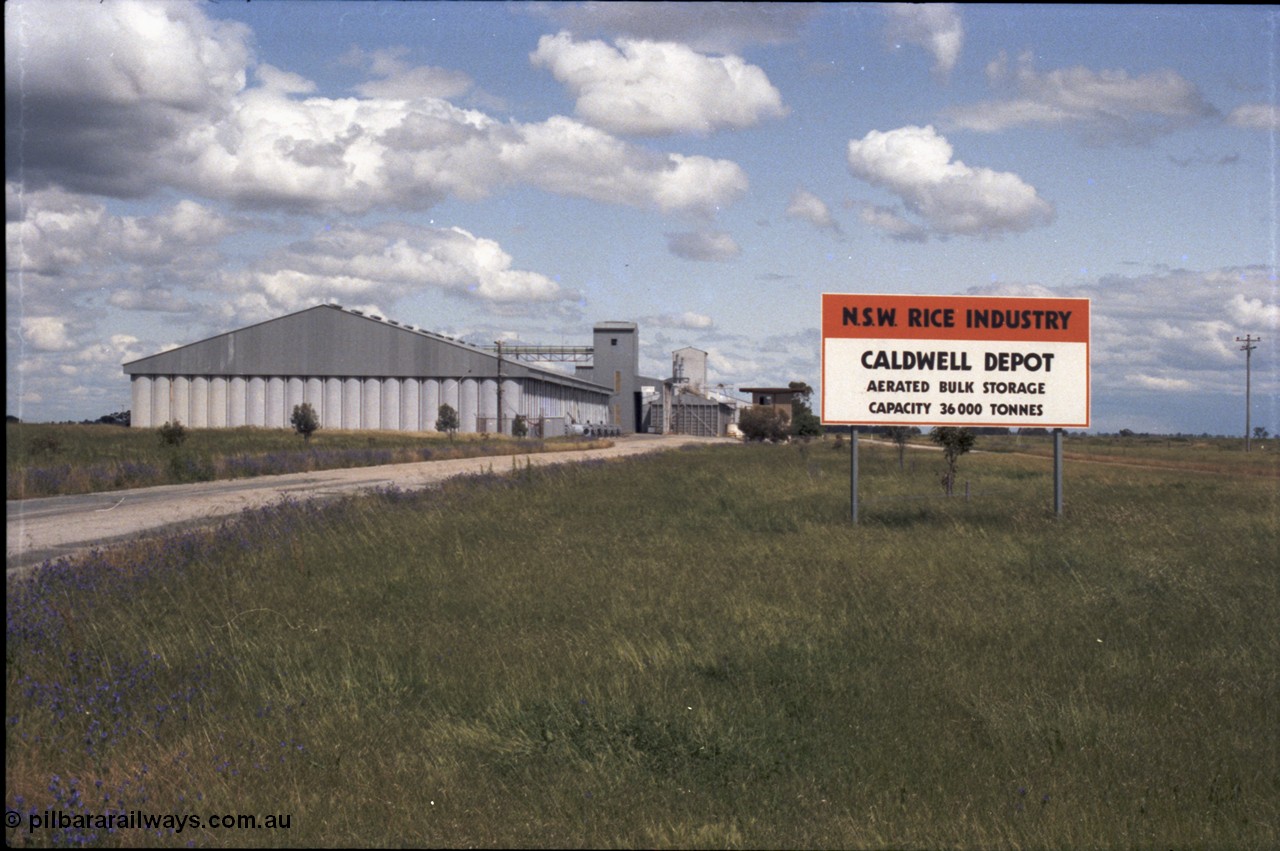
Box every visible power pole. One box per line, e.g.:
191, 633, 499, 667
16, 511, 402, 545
1236, 334, 1259, 452
495, 341, 504, 435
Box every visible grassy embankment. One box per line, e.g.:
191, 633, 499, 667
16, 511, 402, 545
6, 423, 608, 499
6, 439, 1278, 847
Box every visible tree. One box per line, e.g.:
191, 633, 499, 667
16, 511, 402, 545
1253, 426, 1270, 440
738, 405, 790, 442
511, 414, 528, 438
788, 381, 823, 440
884, 425, 915, 469
931, 427, 975, 496
436, 404, 460, 440
291, 403, 320, 442
93, 410, 130, 427
158, 420, 187, 447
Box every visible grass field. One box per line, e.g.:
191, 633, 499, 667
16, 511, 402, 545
5, 438, 1278, 848
5, 423, 607, 499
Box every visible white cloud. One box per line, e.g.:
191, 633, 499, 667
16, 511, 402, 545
786, 189, 839, 232
223, 223, 576, 315
255, 63, 318, 96
946, 51, 1217, 143
857, 203, 926, 242
665, 230, 741, 262
4, 0, 251, 197
343, 46, 474, 100
1227, 293, 1280, 330
530, 32, 786, 136
1127, 374, 1195, 391
643, 312, 715, 330
534, 2, 816, 54
6, 189, 238, 312
5, 3, 749, 218
882, 3, 963, 77
846, 125, 1054, 238
20, 316, 76, 352
1227, 103, 1280, 130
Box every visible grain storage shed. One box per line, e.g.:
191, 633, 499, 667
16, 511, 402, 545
123, 305, 613, 434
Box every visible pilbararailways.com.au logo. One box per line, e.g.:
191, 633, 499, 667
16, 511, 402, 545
7, 808, 292, 834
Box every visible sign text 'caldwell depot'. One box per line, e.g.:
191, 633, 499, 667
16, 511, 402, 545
821, 293, 1090, 428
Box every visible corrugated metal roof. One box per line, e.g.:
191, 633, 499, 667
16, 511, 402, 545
123, 304, 612, 393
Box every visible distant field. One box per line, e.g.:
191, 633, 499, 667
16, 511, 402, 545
5, 423, 607, 499
975, 431, 1280, 478
6, 438, 1277, 848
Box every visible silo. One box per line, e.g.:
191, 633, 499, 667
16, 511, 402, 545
287, 377, 306, 423
324, 378, 343, 429
191, 377, 209, 428
362, 378, 382, 430
210, 377, 228, 427
401, 379, 420, 431
152, 376, 172, 425
381, 378, 400, 431
422, 379, 440, 431
229, 377, 247, 426
480, 378, 498, 432
460, 378, 478, 432
132, 376, 153, 428
246, 377, 266, 427
266, 377, 286, 428
343, 377, 362, 429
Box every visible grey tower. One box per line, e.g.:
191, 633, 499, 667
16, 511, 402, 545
589, 321, 641, 432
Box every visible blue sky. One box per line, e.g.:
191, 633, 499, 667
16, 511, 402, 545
6, 2, 1277, 435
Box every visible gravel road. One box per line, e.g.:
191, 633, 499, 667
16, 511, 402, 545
7, 434, 726, 576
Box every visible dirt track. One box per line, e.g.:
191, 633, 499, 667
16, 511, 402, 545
6, 434, 725, 576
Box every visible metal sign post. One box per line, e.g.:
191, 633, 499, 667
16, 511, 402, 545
1053, 428, 1064, 517
850, 428, 859, 524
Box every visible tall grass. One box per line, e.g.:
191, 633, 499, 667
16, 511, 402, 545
6, 423, 606, 499
6, 442, 1278, 847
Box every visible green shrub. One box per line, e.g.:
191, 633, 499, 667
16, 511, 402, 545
291, 403, 320, 441
738, 405, 790, 442
158, 420, 188, 447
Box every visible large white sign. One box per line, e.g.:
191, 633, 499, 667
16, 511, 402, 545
822, 293, 1090, 428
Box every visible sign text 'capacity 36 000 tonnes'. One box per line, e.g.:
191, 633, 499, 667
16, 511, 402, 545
821, 293, 1090, 428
